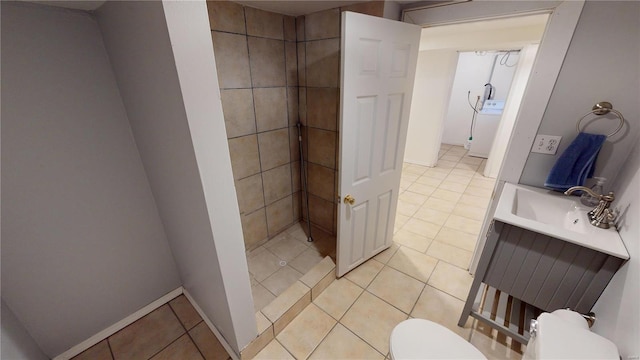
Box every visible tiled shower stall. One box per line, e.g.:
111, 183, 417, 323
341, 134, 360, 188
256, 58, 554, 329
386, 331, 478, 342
207, 0, 385, 310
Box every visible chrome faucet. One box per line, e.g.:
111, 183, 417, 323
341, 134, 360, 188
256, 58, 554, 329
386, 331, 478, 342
564, 186, 616, 229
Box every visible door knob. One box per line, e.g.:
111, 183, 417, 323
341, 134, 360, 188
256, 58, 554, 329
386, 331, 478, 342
344, 195, 356, 205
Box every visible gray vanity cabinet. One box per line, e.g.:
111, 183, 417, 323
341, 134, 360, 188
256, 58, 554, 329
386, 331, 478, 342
458, 220, 625, 343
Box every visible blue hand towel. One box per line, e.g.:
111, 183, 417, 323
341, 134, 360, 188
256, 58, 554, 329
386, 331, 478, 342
544, 132, 606, 192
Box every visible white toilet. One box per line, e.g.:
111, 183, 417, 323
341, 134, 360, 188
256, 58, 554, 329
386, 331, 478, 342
389, 309, 619, 359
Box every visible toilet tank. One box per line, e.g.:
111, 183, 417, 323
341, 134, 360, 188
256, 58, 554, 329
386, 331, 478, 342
523, 310, 619, 360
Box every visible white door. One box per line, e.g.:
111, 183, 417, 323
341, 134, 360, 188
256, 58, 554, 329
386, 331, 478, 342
337, 12, 421, 277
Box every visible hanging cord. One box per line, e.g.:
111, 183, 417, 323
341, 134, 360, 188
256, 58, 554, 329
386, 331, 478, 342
499, 51, 518, 67
467, 91, 481, 140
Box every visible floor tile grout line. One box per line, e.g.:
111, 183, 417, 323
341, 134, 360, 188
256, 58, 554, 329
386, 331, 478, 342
324, 285, 387, 357
165, 302, 209, 360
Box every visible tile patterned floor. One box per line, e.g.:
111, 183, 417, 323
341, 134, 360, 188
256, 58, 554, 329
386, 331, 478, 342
72, 295, 230, 360
247, 223, 336, 312
75, 145, 522, 360
255, 145, 525, 359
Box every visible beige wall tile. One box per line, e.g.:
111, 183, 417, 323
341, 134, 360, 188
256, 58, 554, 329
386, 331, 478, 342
285, 42, 298, 87
284, 16, 296, 41
307, 88, 338, 131
340, 1, 384, 17
266, 195, 293, 235
297, 43, 306, 87
254, 87, 287, 132
241, 209, 268, 249
206, 1, 245, 34
235, 173, 264, 214
290, 161, 301, 192
169, 295, 202, 331
341, 291, 407, 354
307, 162, 334, 201
308, 128, 336, 169
309, 323, 383, 360
262, 164, 292, 205
298, 87, 307, 125
228, 135, 261, 179
245, 6, 283, 40
292, 191, 302, 222
287, 88, 299, 126
248, 37, 286, 88
308, 194, 334, 231
150, 334, 202, 360
190, 327, 232, 360
305, 9, 340, 40
258, 129, 290, 171
367, 266, 425, 313
290, 126, 301, 162
306, 39, 340, 87
73, 340, 112, 360
276, 304, 336, 359
296, 16, 305, 41
211, 32, 251, 89
109, 305, 184, 360
220, 89, 256, 138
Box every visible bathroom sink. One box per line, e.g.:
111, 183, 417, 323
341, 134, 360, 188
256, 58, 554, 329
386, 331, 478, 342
494, 183, 628, 259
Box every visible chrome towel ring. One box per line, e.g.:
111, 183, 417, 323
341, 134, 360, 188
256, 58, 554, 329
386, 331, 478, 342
576, 101, 625, 138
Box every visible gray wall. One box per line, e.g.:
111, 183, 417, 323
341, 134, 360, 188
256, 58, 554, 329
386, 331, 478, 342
520, 1, 640, 189
1, 300, 48, 360
97, 1, 255, 353
592, 140, 640, 359
1, 2, 181, 357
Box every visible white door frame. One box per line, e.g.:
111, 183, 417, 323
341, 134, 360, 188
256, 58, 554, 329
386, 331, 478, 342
403, 0, 585, 272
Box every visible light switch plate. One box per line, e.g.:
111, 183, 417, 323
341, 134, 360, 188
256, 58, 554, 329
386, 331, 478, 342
532, 135, 562, 154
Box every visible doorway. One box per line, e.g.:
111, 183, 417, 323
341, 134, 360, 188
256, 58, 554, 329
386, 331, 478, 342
397, 14, 547, 273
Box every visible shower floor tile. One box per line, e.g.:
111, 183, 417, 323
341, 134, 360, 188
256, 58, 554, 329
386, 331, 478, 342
248, 222, 336, 312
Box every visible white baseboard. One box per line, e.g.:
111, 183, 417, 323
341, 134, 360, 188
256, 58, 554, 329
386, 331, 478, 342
53, 287, 184, 360
183, 290, 239, 360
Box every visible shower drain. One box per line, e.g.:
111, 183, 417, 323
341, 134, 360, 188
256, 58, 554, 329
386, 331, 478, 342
279, 260, 287, 267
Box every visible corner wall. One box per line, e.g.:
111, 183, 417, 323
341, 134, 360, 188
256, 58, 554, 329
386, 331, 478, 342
97, 0, 256, 353
519, 1, 640, 189
591, 140, 639, 359
1, 2, 182, 356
